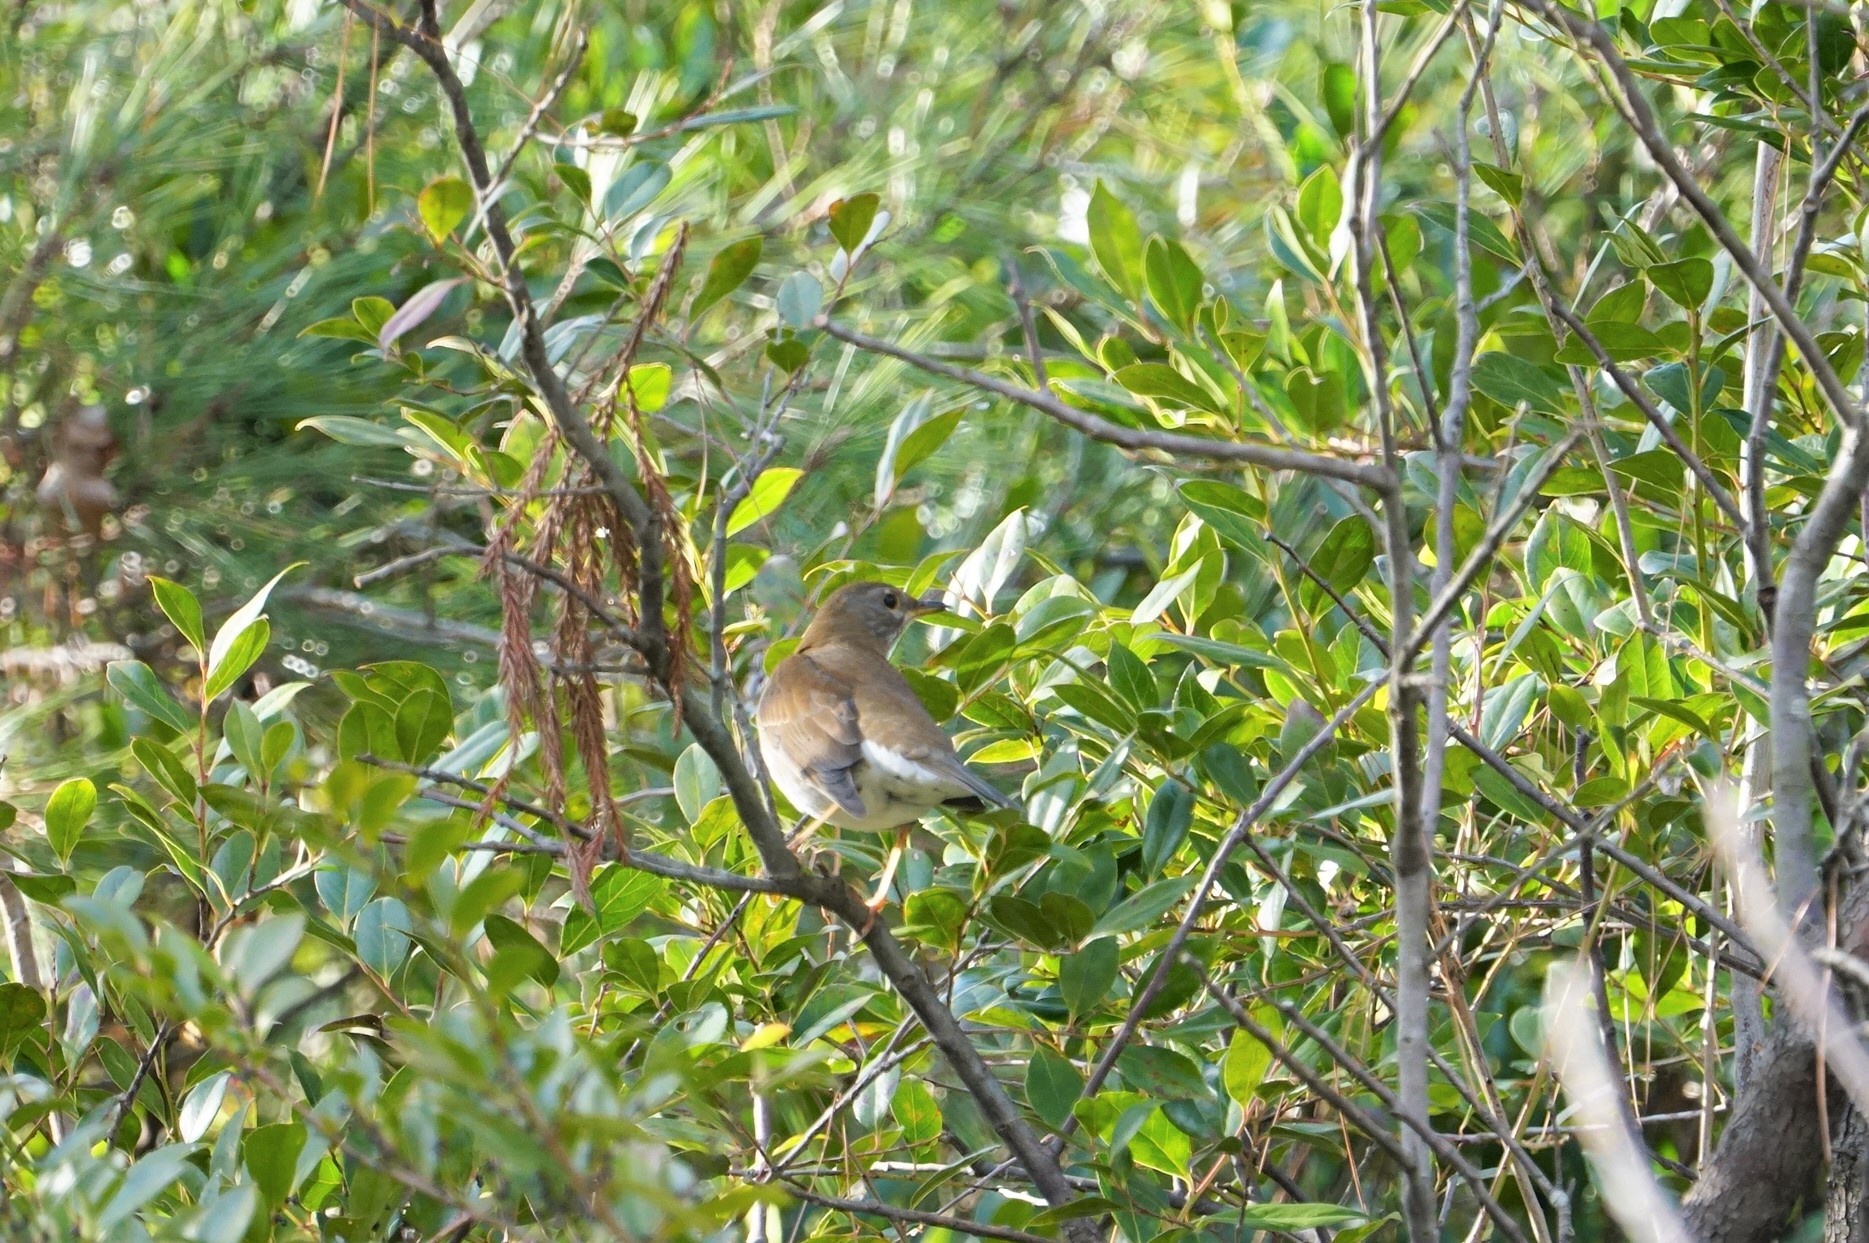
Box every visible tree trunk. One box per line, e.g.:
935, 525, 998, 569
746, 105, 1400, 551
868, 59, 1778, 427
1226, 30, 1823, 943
1831, 1104, 1869, 1243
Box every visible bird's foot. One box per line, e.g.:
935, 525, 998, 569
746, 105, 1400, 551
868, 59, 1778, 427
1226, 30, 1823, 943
855, 893, 888, 937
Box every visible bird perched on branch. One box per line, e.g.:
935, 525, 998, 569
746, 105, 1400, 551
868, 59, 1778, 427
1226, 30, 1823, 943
756, 580, 1016, 910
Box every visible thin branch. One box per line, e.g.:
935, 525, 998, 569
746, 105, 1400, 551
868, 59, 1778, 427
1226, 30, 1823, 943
1198, 970, 1533, 1243
360, 755, 800, 894
332, 0, 672, 677
776, 1183, 1057, 1243
1740, 139, 1784, 623
1537, 297, 1748, 532
1058, 677, 1385, 1141
1402, 429, 1583, 664
1520, 0, 1860, 429
816, 317, 1393, 489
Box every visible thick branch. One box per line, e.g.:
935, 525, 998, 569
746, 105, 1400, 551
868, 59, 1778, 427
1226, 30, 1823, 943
333, 0, 671, 674
1769, 426, 1869, 919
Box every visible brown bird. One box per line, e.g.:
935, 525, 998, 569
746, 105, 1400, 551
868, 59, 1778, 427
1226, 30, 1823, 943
756, 580, 1016, 909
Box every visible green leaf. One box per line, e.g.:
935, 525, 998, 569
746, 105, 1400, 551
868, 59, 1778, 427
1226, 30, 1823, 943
1025, 1047, 1084, 1128
1143, 236, 1203, 330
45, 778, 96, 866
393, 687, 453, 765
314, 865, 376, 922
1320, 62, 1358, 138
1588, 280, 1648, 324
692, 237, 762, 319
100, 1142, 201, 1230
1113, 362, 1222, 413
1295, 166, 1342, 249
206, 566, 299, 697
829, 192, 880, 253
484, 913, 560, 991
0, 984, 45, 1054
560, 864, 662, 955
1238, 1204, 1370, 1228
417, 176, 473, 243
1472, 161, 1523, 206
450, 865, 526, 935
1060, 937, 1119, 1018
1087, 182, 1144, 297
1472, 352, 1565, 413
1176, 480, 1265, 549
1648, 257, 1713, 310
1091, 875, 1195, 937
775, 272, 822, 328
1141, 780, 1194, 877
1118, 1044, 1208, 1100
766, 337, 809, 372
297, 415, 413, 448
351, 297, 395, 336
674, 743, 721, 823
9, 873, 74, 903
1284, 366, 1346, 431
893, 1076, 942, 1144
603, 160, 671, 222
203, 619, 269, 702
179, 1070, 231, 1143
354, 897, 414, 978
1106, 643, 1155, 712
1414, 201, 1519, 263
727, 467, 804, 535
225, 914, 304, 991
148, 577, 206, 653
554, 160, 592, 205
1555, 320, 1665, 364
1223, 1027, 1272, 1106
890, 408, 963, 488
1308, 516, 1376, 593
108, 661, 197, 733
299, 317, 379, 344
244, 1121, 308, 1209
1646, 361, 1722, 414
224, 700, 264, 778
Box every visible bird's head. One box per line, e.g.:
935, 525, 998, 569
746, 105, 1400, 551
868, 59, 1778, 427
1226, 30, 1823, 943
803, 580, 945, 651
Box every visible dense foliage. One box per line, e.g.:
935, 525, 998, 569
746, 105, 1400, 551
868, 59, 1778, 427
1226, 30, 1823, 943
4, 0, 1869, 1241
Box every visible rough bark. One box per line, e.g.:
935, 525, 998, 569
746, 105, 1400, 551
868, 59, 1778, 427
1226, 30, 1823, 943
1829, 1108, 1869, 1243
1681, 1018, 1832, 1243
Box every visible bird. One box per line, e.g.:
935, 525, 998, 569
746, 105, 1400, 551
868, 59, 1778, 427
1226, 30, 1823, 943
755, 579, 1017, 910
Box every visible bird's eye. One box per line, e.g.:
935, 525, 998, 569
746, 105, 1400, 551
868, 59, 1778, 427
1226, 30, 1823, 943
882, 591, 900, 609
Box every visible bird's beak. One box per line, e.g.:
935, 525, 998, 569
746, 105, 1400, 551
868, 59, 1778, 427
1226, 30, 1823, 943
906, 593, 948, 616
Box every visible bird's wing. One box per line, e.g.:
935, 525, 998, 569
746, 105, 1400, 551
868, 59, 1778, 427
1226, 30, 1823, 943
825, 647, 1018, 811
759, 653, 867, 818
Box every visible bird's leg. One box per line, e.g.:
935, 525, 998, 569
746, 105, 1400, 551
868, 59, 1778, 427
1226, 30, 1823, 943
865, 827, 910, 913
787, 814, 839, 875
